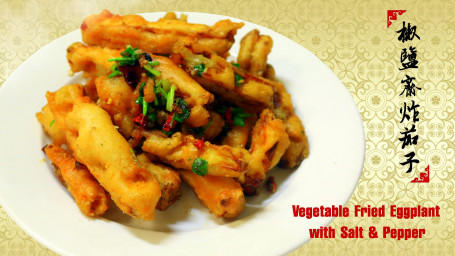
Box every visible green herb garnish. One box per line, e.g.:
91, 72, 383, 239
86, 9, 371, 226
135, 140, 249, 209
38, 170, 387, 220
234, 73, 244, 86
166, 85, 176, 112
173, 98, 191, 123
216, 105, 251, 127
130, 148, 141, 167
232, 63, 240, 68
231, 107, 251, 126
108, 63, 122, 78
192, 119, 213, 137
194, 63, 206, 76
49, 120, 55, 127
143, 64, 161, 78
108, 45, 141, 66
192, 158, 208, 176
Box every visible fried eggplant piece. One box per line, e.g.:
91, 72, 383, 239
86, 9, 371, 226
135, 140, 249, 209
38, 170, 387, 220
66, 43, 213, 127
240, 109, 290, 195
151, 55, 213, 127
67, 42, 121, 78
95, 76, 135, 138
237, 29, 273, 76
47, 84, 161, 220
237, 29, 309, 167
172, 45, 275, 113
137, 153, 181, 211
81, 10, 243, 57
142, 131, 250, 178
221, 115, 257, 148
43, 144, 110, 217
180, 170, 245, 218
200, 111, 224, 140
36, 104, 66, 146
272, 81, 309, 168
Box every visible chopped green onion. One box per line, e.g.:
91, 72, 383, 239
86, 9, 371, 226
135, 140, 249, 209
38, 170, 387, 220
162, 79, 171, 92
142, 99, 149, 116
108, 63, 122, 78
143, 64, 161, 77
110, 63, 118, 71
108, 70, 122, 78
121, 45, 140, 57
49, 120, 55, 127
108, 57, 137, 62
139, 82, 146, 96
173, 98, 191, 123
166, 85, 176, 112
148, 61, 160, 66
135, 96, 144, 105
192, 158, 208, 176
194, 63, 206, 76
192, 119, 213, 137
130, 148, 141, 167
234, 73, 244, 86
108, 45, 141, 66
232, 63, 240, 68
233, 116, 245, 126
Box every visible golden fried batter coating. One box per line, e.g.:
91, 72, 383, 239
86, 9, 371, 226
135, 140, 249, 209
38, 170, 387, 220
67, 42, 121, 78
237, 30, 309, 167
272, 81, 309, 168
47, 84, 161, 220
172, 45, 274, 113
240, 109, 290, 195
44, 144, 110, 217
180, 170, 245, 218
201, 111, 225, 141
95, 76, 135, 138
142, 131, 250, 178
81, 10, 243, 57
137, 153, 181, 211
238, 29, 273, 76
36, 104, 66, 146
221, 115, 257, 148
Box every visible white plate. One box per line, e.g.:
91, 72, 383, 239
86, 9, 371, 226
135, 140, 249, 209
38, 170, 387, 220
0, 12, 365, 256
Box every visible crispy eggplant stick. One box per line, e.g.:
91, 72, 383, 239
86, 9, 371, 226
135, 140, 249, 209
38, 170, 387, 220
137, 153, 181, 211
67, 42, 213, 127
47, 84, 161, 220
221, 115, 257, 148
142, 131, 250, 178
43, 144, 110, 217
180, 170, 245, 218
95, 76, 135, 138
172, 44, 275, 113
272, 81, 310, 168
237, 30, 309, 167
67, 42, 121, 78
237, 29, 273, 77
36, 104, 66, 146
81, 10, 243, 57
239, 109, 290, 195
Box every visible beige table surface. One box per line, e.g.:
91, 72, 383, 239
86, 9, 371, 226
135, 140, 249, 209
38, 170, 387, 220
1, 0, 454, 255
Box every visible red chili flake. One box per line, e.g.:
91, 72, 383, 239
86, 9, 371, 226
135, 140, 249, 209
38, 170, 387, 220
225, 107, 233, 125
193, 138, 204, 149
133, 113, 148, 127
162, 112, 175, 132
266, 176, 277, 193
